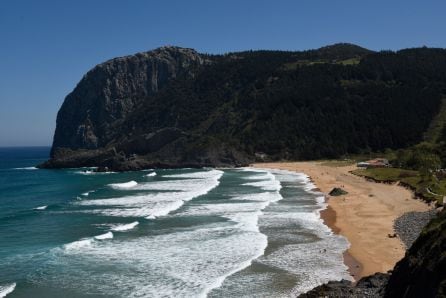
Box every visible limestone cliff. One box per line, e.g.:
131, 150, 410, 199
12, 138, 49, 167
51, 46, 204, 154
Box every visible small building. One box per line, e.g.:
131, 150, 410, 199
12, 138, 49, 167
357, 158, 390, 169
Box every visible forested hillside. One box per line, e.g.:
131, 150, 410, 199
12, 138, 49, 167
40, 44, 446, 170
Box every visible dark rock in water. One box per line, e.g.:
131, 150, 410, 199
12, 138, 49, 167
329, 187, 348, 196
94, 166, 109, 173
298, 273, 389, 298
384, 209, 446, 298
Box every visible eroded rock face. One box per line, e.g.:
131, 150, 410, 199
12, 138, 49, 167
51, 46, 204, 155
298, 273, 389, 298
384, 209, 446, 298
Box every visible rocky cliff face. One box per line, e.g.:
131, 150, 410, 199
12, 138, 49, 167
384, 209, 446, 297
51, 46, 204, 155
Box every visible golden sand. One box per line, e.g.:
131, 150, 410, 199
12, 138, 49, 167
253, 162, 432, 279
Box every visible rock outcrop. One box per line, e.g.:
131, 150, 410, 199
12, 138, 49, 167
384, 209, 446, 297
329, 187, 348, 196
298, 273, 389, 298
51, 46, 204, 154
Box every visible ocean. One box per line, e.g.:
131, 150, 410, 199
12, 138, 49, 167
0, 147, 351, 297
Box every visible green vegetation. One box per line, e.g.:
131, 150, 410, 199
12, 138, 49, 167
111, 45, 446, 163
336, 57, 360, 65
351, 97, 446, 205
352, 167, 445, 204
320, 159, 356, 167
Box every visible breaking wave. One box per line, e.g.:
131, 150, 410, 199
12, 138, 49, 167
111, 221, 139, 231
34, 205, 47, 210
108, 181, 138, 189
0, 283, 16, 298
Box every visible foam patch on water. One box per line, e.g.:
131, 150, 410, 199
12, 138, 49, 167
241, 172, 276, 181
0, 283, 16, 298
13, 166, 37, 170
162, 170, 222, 179
75, 170, 116, 175
111, 221, 139, 231
242, 177, 281, 191
81, 190, 95, 196
34, 205, 47, 210
80, 170, 224, 218
50, 223, 269, 297
64, 239, 93, 251
145, 172, 157, 177
94, 232, 113, 240
108, 181, 138, 189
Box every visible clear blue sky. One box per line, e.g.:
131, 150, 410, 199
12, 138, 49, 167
1, 0, 445, 146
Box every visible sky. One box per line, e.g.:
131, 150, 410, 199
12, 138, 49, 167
0, 0, 445, 146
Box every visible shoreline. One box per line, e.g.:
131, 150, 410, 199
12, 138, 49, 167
253, 161, 432, 280
319, 205, 363, 280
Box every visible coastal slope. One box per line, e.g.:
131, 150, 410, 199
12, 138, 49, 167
40, 45, 446, 170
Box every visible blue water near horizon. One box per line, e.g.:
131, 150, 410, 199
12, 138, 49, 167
0, 147, 351, 297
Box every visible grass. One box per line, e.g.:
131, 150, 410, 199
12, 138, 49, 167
282, 57, 360, 70
352, 167, 446, 205
319, 159, 356, 167
335, 57, 360, 65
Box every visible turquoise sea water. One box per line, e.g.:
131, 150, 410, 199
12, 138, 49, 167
0, 147, 351, 297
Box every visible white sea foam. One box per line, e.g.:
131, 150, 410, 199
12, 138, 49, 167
239, 168, 282, 192
145, 172, 157, 177
94, 232, 113, 240
34, 205, 47, 210
242, 177, 281, 191
0, 283, 16, 298
111, 221, 139, 231
241, 171, 276, 181
63, 239, 93, 251
75, 170, 116, 175
13, 166, 37, 170
108, 181, 138, 189
55, 223, 268, 298
162, 170, 221, 179
80, 170, 224, 218
81, 190, 95, 196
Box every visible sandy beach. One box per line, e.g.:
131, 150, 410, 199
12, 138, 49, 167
253, 161, 432, 280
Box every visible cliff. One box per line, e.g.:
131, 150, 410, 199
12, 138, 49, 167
51, 46, 204, 153
40, 44, 446, 170
384, 208, 446, 297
